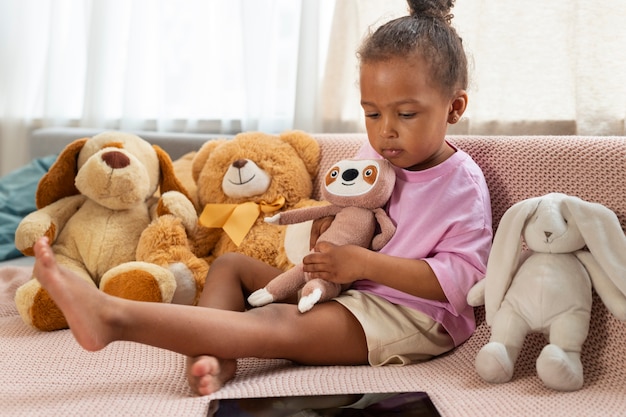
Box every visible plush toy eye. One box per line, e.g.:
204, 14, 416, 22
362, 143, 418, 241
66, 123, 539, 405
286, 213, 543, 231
330, 168, 339, 178
362, 165, 379, 185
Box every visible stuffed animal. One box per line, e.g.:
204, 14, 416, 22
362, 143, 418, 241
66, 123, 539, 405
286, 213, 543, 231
467, 193, 626, 391
136, 130, 324, 282
247, 158, 397, 313
14, 131, 195, 331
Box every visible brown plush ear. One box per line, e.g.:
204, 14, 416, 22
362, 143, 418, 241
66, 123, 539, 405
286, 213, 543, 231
279, 130, 320, 179
153, 145, 193, 202
35, 137, 89, 209
191, 139, 227, 183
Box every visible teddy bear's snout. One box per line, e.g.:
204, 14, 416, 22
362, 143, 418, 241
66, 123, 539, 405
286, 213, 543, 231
102, 151, 131, 169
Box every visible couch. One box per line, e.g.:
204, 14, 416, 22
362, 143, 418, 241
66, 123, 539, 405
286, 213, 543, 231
0, 128, 624, 416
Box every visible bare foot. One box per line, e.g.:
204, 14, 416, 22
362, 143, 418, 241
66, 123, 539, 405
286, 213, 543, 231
187, 355, 237, 396
33, 237, 117, 351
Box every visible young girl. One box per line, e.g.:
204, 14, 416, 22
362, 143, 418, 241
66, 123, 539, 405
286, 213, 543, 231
31, 0, 492, 397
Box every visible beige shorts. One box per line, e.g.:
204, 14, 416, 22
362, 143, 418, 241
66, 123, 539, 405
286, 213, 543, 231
334, 290, 455, 366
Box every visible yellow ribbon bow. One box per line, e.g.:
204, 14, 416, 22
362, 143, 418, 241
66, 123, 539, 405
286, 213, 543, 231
199, 196, 286, 246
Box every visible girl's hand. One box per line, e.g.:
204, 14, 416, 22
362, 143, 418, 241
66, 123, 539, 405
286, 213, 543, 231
302, 241, 369, 284
304, 242, 447, 302
309, 216, 334, 250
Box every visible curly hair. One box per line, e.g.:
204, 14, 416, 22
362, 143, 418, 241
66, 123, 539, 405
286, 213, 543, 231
357, 0, 467, 97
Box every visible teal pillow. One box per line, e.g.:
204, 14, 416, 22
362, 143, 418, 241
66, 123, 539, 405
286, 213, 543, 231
0, 155, 57, 261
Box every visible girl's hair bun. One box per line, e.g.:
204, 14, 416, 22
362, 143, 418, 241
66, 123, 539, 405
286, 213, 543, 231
407, 0, 455, 24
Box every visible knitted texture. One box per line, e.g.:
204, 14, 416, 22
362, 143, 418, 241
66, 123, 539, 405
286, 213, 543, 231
1, 134, 625, 416
452, 135, 626, 231
0, 267, 209, 417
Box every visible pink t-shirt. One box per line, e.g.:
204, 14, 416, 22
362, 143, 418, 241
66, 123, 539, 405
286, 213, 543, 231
355, 142, 492, 346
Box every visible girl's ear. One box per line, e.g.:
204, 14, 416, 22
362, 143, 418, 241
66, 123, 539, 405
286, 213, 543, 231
448, 90, 468, 124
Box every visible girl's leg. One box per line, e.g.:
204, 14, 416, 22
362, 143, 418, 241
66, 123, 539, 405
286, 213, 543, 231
33, 238, 368, 389
188, 252, 294, 394
198, 252, 298, 311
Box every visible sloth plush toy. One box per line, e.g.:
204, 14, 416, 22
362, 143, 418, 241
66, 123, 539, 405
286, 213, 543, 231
248, 158, 396, 313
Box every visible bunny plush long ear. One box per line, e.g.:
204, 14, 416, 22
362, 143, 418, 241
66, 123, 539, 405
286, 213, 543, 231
35, 137, 89, 209
483, 196, 542, 324
563, 196, 626, 297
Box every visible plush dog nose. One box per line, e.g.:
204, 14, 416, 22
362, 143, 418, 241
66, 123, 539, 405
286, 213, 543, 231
102, 151, 130, 169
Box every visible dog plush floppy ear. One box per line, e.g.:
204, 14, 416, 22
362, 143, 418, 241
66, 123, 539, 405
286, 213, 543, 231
153, 144, 193, 200
35, 137, 88, 209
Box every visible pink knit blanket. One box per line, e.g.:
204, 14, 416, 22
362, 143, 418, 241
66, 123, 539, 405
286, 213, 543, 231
2, 263, 624, 417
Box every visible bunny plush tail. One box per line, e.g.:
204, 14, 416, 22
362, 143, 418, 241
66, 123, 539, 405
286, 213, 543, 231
536, 344, 584, 391
475, 342, 515, 383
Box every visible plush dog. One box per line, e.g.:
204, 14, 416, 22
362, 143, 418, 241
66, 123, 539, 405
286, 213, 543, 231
14, 131, 194, 331
136, 130, 324, 286
467, 193, 626, 391
248, 158, 397, 312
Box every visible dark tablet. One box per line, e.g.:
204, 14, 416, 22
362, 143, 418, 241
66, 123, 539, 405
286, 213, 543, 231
209, 391, 442, 416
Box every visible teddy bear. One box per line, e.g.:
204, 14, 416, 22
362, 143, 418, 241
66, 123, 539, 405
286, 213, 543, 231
136, 130, 325, 285
247, 158, 397, 313
14, 131, 197, 331
466, 193, 626, 391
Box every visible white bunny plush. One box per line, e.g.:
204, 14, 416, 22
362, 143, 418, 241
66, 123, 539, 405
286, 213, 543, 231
467, 193, 626, 391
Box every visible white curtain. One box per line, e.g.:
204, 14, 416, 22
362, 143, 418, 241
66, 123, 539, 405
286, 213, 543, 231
0, 0, 334, 175
2, 1, 626, 176
323, 0, 626, 137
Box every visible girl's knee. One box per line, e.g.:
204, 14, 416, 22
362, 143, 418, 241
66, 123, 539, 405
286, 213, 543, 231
210, 253, 253, 275
208, 253, 282, 293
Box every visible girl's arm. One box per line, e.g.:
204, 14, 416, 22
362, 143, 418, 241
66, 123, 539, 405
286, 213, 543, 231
302, 242, 446, 301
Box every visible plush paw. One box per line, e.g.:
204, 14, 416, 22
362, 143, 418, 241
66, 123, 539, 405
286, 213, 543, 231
264, 213, 281, 224
157, 191, 198, 233
475, 342, 515, 383
15, 279, 68, 331
247, 288, 274, 307
14, 215, 56, 256
536, 344, 584, 391
168, 262, 198, 305
466, 279, 486, 307
100, 262, 176, 303
298, 288, 322, 313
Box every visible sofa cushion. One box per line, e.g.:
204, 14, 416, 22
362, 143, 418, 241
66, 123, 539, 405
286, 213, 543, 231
450, 135, 626, 230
